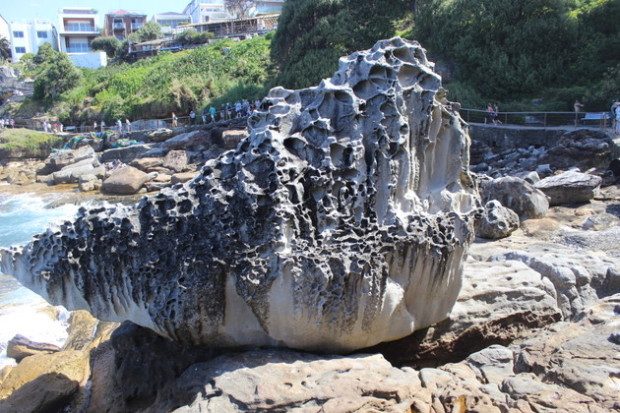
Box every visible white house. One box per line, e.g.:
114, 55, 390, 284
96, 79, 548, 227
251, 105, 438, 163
183, 0, 234, 23
152, 12, 192, 37
8, 20, 58, 61
57, 7, 106, 69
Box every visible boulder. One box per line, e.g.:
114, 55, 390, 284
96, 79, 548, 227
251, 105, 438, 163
0, 38, 479, 352
100, 144, 153, 163
163, 130, 209, 150
101, 166, 150, 195
544, 129, 613, 171
170, 172, 197, 185
481, 176, 549, 219
534, 170, 602, 205
475, 200, 519, 239
130, 157, 164, 171
220, 128, 247, 149
6, 335, 61, 362
77, 174, 100, 192
51, 158, 105, 185
163, 150, 189, 172
146, 128, 176, 142
39, 146, 96, 175
0, 350, 90, 413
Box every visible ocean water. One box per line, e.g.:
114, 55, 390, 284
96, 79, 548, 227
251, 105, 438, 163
0, 191, 82, 368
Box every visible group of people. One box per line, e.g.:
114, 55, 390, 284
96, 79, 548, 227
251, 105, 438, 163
42, 119, 63, 133
0, 118, 15, 129
174, 98, 263, 128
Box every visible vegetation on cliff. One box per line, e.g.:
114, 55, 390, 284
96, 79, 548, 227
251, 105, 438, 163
271, 0, 620, 111
23, 35, 272, 124
0, 128, 62, 154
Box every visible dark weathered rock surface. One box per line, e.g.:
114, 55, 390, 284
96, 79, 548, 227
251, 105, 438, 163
0, 38, 479, 352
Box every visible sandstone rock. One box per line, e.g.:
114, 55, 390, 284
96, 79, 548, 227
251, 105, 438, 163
100, 144, 153, 163
146, 128, 176, 142
221, 128, 247, 149
170, 171, 198, 185
130, 157, 164, 171
369, 256, 562, 367
0, 350, 89, 413
153, 350, 421, 413
481, 176, 549, 219
544, 129, 612, 171
163, 130, 208, 150
51, 158, 104, 185
101, 166, 150, 194
535, 170, 602, 205
475, 200, 519, 239
163, 150, 189, 172
0, 38, 479, 352
6, 334, 61, 362
38, 146, 96, 176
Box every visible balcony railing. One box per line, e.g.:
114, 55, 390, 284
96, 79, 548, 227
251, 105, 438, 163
131, 23, 143, 31
65, 23, 96, 32
67, 44, 91, 53
113, 23, 125, 30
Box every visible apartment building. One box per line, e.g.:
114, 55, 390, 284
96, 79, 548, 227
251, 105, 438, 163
183, 0, 234, 23
8, 20, 58, 61
104, 10, 147, 41
254, 0, 285, 15
57, 7, 99, 54
152, 12, 191, 37
0, 14, 9, 41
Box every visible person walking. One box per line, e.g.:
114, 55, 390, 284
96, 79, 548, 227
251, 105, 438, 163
201, 108, 208, 124
172, 112, 178, 128
101, 120, 106, 132
209, 106, 216, 122
125, 119, 131, 134
116, 119, 122, 134
615, 104, 620, 135
189, 110, 196, 125
574, 100, 584, 126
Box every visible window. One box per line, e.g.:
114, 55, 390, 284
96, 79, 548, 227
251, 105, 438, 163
37, 31, 48, 38
13, 31, 24, 38
15, 47, 26, 53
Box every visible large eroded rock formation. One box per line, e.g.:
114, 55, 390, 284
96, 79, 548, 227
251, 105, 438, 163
0, 38, 479, 351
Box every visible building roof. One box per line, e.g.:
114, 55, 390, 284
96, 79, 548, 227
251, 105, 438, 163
106, 9, 146, 17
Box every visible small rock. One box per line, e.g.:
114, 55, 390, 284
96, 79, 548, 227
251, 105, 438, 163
6, 335, 61, 362
475, 200, 519, 239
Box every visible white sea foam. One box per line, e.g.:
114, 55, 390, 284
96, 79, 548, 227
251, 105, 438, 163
0, 191, 82, 367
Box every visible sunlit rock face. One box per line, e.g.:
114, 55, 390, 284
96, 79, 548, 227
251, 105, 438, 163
0, 38, 479, 352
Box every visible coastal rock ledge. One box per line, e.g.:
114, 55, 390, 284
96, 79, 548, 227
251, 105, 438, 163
0, 38, 478, 352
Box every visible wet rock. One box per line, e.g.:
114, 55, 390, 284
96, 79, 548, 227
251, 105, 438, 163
475, 200, 519, 239
535, 170, 602, 205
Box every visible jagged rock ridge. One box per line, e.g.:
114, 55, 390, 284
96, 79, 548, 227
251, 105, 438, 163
0, 38, 479, 351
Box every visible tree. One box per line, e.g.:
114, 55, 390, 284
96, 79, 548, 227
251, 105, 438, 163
33, 51, 81, 100
130, 21, 163, 42
33, 42, 56, 64
225, 0, 255, 19
271, 0, 411, 89
174, 29, 214, 46
0, 36, 10, 62
91, 36, 122, 58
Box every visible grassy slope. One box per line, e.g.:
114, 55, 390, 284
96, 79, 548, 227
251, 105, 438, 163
0, 128, 62, 151
56, 35, 273, 123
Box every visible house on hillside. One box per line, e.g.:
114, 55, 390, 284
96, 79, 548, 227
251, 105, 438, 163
185, 14, 279, 39
152, 12, 192, 38
57, 8, 106, 69
0, 15, 10, 42
8, 20, 58, 62
104, 10, 147, 41
183, 0, 234, 23
254, 0, 285, 15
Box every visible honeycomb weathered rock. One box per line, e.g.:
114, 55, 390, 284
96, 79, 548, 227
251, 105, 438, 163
0, 38, 479, 351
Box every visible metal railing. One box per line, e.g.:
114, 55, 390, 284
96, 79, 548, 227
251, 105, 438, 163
65, 23, 96, 32
460, 108, 612, 129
